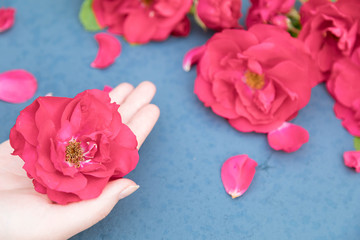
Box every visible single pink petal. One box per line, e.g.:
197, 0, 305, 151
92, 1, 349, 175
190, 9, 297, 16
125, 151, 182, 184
91, 33, 121, 69
221, 155, 257, 199
0, 70, 37, 103
267, 122, 309, 153
183, 45, 206, 72
343, 151, 360, 173
103, 85, 113, 92
0, 7, 15, 32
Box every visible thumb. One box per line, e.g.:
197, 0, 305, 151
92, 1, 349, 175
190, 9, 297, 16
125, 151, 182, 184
47, 178, 139, 240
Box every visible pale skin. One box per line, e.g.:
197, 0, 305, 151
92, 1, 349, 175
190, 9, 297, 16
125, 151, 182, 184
0, 81, 160, 240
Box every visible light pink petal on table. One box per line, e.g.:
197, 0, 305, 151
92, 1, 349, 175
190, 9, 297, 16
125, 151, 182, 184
91, 33, 121, 69
343, 151, 360, 173
267, 122, 309, 153
183, 45, 206, 72
0, 70, 37, 103
0, 8, 15, 32
221, 155, 257, 199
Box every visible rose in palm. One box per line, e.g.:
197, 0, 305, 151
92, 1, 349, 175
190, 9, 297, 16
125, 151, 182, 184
10, 89, 139, 204
194, 24, 319, 133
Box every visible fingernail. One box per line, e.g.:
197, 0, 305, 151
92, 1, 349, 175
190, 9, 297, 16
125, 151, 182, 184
118, 185, 140, 200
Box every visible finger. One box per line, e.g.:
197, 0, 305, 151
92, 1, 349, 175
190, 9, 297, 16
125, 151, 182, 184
127, 104, 160, 149
118, 81, 156, 124
0, 140, 29, 178
109, 82, 134, 105
48, 179, 139, 240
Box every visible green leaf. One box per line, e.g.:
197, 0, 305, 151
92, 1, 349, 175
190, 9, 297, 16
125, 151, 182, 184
79, 0, 102, 31
354, 137, 360, 151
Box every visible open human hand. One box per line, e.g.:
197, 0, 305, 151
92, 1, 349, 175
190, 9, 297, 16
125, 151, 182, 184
0, 81, 160, 240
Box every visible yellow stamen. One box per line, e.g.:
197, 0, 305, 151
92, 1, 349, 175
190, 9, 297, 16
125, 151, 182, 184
65, 140, 84, 168
142, 0, 153, 6
245, 71, 265, 90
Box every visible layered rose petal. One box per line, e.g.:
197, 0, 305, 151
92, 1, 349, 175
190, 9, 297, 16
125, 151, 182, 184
91, 33, 121, 69
171, 16, 190, 37
333, 102, 360, 137
327, 58, 360, 136
90, 0, 192, 44
0, 70, 37, 103
74, 176, 110, 199
298, 0, 360, 80
196, 0, 242, 31
123, 9, 157, 44
10, 89, 139, 204
221, 155, 257, 198
267, 122, 309, 152
0, 7, 15, 32
343, 151, 360, 173
246, 0, 295, 28
46, 189, 82, 205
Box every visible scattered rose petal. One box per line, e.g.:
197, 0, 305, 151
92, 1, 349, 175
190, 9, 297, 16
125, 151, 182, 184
91, 33, 121, 69
221, 155, 257, 199
103, 85, 113, 93
344, 151, 360, 173
267, 122, 309, 153
354, 137, 360, 151
0, 70, 37, 103
183, 45, 206, 72
0, 7, 15, 32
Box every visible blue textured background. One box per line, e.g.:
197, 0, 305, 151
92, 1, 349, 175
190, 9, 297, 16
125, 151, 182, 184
1, 1, 359, 239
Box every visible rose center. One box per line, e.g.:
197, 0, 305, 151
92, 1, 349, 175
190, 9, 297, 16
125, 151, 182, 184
65, 140, 84, 168
142, 0, 153, 6
245, 71, 265, 90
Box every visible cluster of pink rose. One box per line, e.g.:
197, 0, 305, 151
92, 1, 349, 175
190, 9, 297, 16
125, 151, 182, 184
183, 0, 360, 197
185, 0, 359, 151
299, 0, 360, 172
4, 0, 360, 203
77, 0, 360, 198
81, 0, 297, 44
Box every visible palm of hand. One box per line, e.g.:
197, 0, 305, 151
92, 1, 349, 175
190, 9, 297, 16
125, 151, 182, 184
0, 82, 159, 239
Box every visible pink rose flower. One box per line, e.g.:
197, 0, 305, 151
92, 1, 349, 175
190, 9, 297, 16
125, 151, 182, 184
0, 7, 15, 32
10, 89, 139, 204
298, 0, 360, 82
92, 0, 192, 44
327, 57, 360, 137
246, 0, 295, 28
194, 24, 318, 133
196, 0, 242, 31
